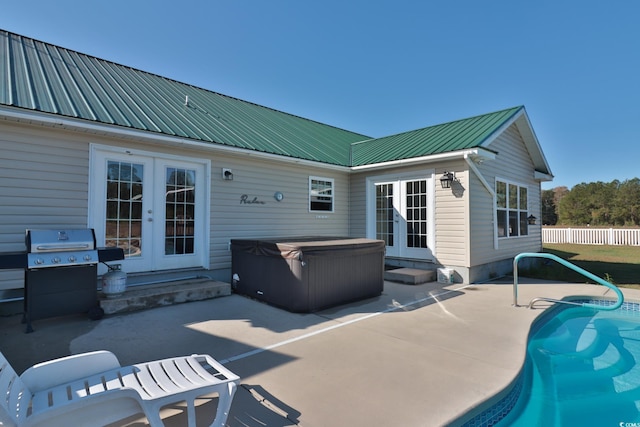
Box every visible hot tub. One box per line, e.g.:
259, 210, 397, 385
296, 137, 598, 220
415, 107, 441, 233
231, 237, 385, 312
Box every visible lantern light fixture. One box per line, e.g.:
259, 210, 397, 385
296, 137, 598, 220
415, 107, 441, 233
527, 214, 537, 225
440, 171, 456, 189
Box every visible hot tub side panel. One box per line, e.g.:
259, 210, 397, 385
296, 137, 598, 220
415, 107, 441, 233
306, 248, 384, 311
231, 238, 385, 312
231, 247, 309, 310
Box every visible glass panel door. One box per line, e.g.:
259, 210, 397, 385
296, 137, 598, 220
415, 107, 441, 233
105, 161, 144, 259
376, 183, 398, 255
370, 174, 434, 260
91, 147, 208, 275
164, 167, 196, 256
98, 155, 154, 273
401, 178, 432, 259
152, 158, 206, 271
405, 179, 428, 250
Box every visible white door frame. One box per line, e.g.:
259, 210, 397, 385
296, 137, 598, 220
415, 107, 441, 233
89, 144, 210, 274
366, 170, 435, 260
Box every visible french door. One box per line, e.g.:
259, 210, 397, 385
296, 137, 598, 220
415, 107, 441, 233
368, 172, 435, 260
90, 146, 209, 274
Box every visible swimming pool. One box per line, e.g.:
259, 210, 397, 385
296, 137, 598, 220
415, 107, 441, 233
460, 300, 640, 426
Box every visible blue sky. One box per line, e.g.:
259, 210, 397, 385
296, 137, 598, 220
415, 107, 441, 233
3, 1, 639, 190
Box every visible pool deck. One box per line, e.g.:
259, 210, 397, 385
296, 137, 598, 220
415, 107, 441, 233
1, 278, 638, 426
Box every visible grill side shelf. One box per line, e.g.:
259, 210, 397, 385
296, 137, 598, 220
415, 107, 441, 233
97, 247, 125, 263
0, 252, 27, 270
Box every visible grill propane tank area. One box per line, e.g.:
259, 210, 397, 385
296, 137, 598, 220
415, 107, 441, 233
0, 229, 124, 332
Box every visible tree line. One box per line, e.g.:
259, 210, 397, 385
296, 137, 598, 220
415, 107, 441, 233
542, 178, 640, 226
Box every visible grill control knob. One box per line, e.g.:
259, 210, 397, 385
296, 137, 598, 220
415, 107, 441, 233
83, 254, 93, 261
68, 255, 77, 263
52, 257, 61, 264
35, 258, 44, 265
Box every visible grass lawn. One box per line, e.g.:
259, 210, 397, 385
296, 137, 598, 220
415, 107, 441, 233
522, 244, 640, 289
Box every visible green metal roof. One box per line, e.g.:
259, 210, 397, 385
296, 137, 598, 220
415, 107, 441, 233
0, 30, 535, 170
0, 30, 369, 166
350, 106, 522, 166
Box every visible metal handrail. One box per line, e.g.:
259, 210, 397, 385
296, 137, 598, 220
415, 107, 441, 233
527, 297, 583, 309
513, 252, 624, 311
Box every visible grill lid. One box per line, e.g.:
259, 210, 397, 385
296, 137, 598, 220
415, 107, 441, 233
25, 229, 98, 269
26, 229, 96, 253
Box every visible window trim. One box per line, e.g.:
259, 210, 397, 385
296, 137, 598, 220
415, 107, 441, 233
495, 178, 529, 239
309, 176, 334, 213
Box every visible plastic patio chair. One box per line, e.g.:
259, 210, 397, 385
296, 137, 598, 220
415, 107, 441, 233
0, 350, 239, 427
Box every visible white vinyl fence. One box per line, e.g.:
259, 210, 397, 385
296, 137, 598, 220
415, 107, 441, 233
542, 228, 640, 246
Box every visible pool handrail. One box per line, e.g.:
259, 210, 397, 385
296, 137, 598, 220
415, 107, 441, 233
513, 252, 624, 311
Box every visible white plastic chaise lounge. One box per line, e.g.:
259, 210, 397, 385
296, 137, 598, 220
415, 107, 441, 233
0, 350, 240, 427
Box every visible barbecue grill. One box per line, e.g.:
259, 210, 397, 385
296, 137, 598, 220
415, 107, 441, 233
0, 229, 124, 332
27, 229, 98, 269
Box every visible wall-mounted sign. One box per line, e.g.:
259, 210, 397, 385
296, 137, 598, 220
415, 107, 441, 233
240, 194, 266, 205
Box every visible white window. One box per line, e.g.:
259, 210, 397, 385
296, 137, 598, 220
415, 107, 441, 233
309, 176, 334, 212
496, 179, 528, 238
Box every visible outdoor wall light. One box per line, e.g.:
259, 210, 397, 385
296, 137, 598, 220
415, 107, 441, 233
440, 171, 456, 189
222, 168, 233, 181
527, 214, 537, 225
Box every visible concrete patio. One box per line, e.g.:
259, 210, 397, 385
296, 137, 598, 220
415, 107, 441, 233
1, 277, 636, 426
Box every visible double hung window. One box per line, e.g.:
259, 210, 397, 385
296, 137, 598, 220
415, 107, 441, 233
496, 180, 529, 238
309, 177, 334, 212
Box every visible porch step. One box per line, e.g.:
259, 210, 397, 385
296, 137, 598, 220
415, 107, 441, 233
384, 268, 436, 285
99, 278, 231, 315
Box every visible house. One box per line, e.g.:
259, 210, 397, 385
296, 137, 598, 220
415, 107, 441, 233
0, 29, 553, 300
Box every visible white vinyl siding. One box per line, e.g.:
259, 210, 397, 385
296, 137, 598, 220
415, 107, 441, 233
208, 156, 349, 271
349, 174, 367, 238
468, 167, 495, 267
0, 123, 91, 291
0, 120, 351, 290
1, 112, 546, 289
469, 124, 542, 267
434, 165, 468, 266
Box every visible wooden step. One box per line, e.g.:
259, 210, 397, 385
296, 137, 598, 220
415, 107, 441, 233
384, 268, 436, 285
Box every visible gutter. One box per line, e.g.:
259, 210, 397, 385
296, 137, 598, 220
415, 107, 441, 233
350, 148, 494, 172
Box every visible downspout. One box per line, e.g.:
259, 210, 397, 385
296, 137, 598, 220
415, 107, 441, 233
349, 146, 353, 237
348, 170, 352, 237
464, 154, 498, 250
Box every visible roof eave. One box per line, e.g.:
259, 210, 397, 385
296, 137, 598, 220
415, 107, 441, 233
350, 148, 491, 172
534, 171, 554, 182
0, 106, 352, 172
479, 106, 553, 177
514, 111, 553, 177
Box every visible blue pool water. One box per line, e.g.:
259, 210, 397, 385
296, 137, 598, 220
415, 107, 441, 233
464, 301, 640, 426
